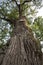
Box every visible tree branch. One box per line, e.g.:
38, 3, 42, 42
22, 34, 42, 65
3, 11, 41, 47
10, 0, 19, 8
21, 0, 32, 5
0, 17, 16, 24
0, 17, 11, 22
14, 0, 19, 7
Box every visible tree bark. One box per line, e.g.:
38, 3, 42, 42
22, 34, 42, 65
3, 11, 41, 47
1, 19, 42, 65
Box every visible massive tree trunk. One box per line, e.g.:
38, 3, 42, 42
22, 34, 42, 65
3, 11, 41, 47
42, 53, 43, 65
1, 18, 42, 65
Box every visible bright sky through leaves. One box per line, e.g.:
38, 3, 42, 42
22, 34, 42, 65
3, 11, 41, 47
37, 7, 43, 17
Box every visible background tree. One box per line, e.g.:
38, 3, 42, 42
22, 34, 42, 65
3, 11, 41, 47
31, 16, 43, 53
31, 16, 43, 41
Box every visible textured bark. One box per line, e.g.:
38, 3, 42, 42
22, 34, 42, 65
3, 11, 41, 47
42, 53, 43, 65
0, 49, 4, 65
0, 45, 9, 65
1, 19, 42, 65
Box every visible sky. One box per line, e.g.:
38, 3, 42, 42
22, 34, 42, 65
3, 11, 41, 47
37, 7, 43, 17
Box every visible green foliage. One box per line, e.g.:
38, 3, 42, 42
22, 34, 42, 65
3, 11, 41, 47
22, 3, 37, 16
0, 1, 19, 19
0, 0, 42, 19
31, 16, 43, 41
0, 20, 13, 45
33, 0, 42, 7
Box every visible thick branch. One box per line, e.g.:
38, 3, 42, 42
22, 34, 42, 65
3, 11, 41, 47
0, 17, 16, 25
21, 0, 32, 5
0, 17, 11, 22
14, 0, 19, 7
10, 0, 19, 7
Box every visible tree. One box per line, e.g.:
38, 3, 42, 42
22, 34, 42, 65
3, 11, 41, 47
0, 0, 42, 65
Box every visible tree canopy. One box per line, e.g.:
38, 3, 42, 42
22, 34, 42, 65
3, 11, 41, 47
0, 0, 43, 45
0, 0, 42, 23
